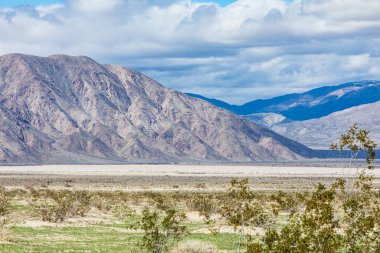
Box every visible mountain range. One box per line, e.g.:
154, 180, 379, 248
272, 101, 380, 148
0, 53, 315, 164
188, 81, 380, 148
187, 80, 380, 121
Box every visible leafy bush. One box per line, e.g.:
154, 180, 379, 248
32, 190, 91, 223
92, 191, 118, 212
220, 178, 275, 229
248, 124, 380, 253
0, 187, 12, 242
0, 187, 11, 216
219, 178, 275, 252
270, 191, 305, 215
139, 206, 187, 253
190, 194, 216, 224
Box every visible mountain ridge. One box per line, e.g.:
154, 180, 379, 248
0, 53, 314, 164
186, 80, 380, 121
272, 101, 380, 148
188, 81, 380, 148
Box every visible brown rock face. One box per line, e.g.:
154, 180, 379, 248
0, 53, 314, 164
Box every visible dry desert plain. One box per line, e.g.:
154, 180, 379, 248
0, 163, 378, 252
0, 164, 379, 191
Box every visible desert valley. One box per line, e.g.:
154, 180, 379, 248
0, 0, 380, 252
0, 53, 378, 253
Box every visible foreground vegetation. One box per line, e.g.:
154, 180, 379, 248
0, 125, 378, 252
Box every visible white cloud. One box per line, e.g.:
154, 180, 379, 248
35, 3, 64, 17
0, 0, 380, 103
69, 0, 123, 13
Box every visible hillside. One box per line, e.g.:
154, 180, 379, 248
187, 80, 380, 121
271, 101, 380, 148
0, 54, 314, 164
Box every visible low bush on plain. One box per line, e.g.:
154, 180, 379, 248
31, 190, 91, 223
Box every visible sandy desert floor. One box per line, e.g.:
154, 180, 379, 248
0, 164, 379, 191
0, 164, 378, 252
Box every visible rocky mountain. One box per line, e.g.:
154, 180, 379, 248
242, 113, 289, 128
271, 101, 380, 148
0, 53, 315, 164
187, 80, 380, 121
186, 93, 237, 113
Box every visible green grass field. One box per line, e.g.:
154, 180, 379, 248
1, 223, 239, 252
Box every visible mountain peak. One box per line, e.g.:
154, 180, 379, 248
0, 53, 314, 164
48, 54, 98, 64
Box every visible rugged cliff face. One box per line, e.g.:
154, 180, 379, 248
0, 54, 314, 164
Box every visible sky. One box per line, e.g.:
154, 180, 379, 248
0, 0, 236, 7
0, 0, 379, 104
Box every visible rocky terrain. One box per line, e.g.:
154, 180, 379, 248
0, 54, 315, 164
242, 113, 289, 128
271, 101, 380, 148
189, 81, 380, 148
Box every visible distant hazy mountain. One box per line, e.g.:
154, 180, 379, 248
187, 80, 380, 121
242, 113, 290, 128
185, 93, 238, 113
0, 53, 314, 164
272, 101, 380, 148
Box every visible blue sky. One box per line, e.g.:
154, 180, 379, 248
0, 0, 236, 7
194, 0, 235, 6
0, 0, 60, 7
0, 0, 379, 104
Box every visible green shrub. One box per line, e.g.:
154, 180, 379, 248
219, 178, 275, 253
139, 206, 187, 253
0, 187, 12, 242
32, 190, 92, 223
0, 187, 11, 216
249, 124, 380, 253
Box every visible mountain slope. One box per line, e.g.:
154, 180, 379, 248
242, 113, 289, 128
185, 93, 238, 112
0, 53, 314, 164
187, 80, 380, 120
271, 101, 380, 148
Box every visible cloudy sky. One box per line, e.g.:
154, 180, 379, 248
0, 0, 379, 104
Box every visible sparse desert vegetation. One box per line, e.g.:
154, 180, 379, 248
0, 126, 378, 252
0, 174, 378, 252
1, 0, 379, 251
0, 174, 377, 252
